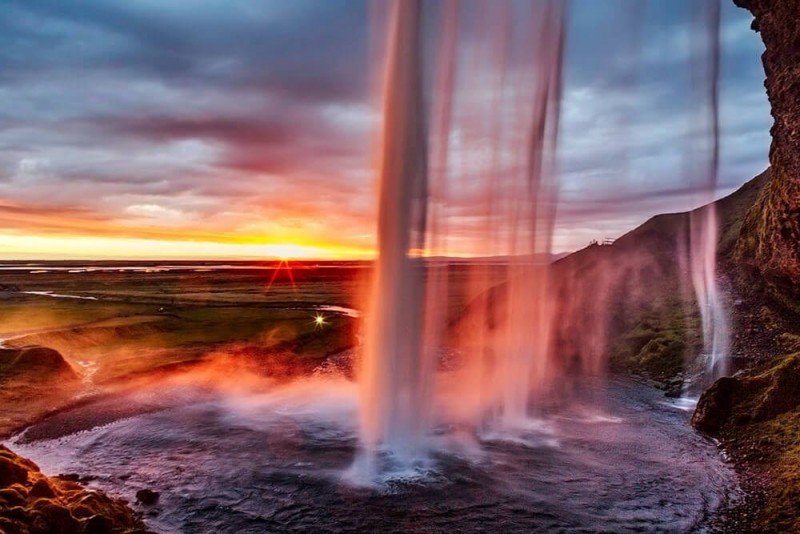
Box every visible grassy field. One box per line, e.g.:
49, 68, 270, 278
0, 262, 374, 434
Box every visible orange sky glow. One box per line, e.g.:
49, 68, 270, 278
0, 3, 769, 261
0, 199, 377, 260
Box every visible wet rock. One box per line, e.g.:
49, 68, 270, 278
663, 378, 683, 398
136, 489, 160, 505
692, 376, 740, 433
72, 491, 106, 508
4, 505, 30, 521
0, 447, 147, 533
56, 473, 81, 482
83, 514, 114, 534
0, 487, 27, 506
34, 501, 80, 534
0, 448, 39, 473
0, 456, 29, 487
58, 481, 84, 494
69, 503, 95, 519
29, 510, 49, 532
29, 479, 56, 499
0, 517, 21, 533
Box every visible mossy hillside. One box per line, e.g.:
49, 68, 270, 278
0, 347, 82, 438
732, 0, 800, 308
735, 175, 800, 317
610, 300, 702, 383
777, 332, 800, 353
547, 171, 767, 386
0, 347, 76, 378
755, 411, 800, 531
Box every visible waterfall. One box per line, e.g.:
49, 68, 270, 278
358, 0, 728, 475
358, 0, 430, 473
687, 0, 729, 392
357, 0, 567, 477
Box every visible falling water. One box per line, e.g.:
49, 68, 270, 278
687, 0, 729, 391
360, 0, 727, 475
358, 0, 431, 473
451, 1, 567, 430
358, 0, 567, 476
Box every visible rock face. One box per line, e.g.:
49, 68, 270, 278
0, 445, 146, 533
733, 0, 800, 306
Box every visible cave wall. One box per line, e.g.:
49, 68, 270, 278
733, 0, 800, 304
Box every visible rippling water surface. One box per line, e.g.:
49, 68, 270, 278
11, 378, 738, 533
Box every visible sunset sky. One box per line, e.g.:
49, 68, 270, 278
0, 1, 769, 260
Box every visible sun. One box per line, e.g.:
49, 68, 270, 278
312, 313, 327, 329
264, 243, 318, 259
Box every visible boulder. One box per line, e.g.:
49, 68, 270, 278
29, 479, 56, 499
692, 353, 800, 434
0, 487, 27, 507
33, 501, 80, 534
0, 457, 28, 487
83, 514, 114, 534
691, 376, 740, 433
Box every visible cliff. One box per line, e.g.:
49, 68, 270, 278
733, 0, 800, 309
690, 2, 800, 529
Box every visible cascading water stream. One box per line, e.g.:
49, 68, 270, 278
685, 0, 729, 397
357, 0, 431, 476
358, 0, 567, 478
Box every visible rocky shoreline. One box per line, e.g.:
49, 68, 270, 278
692, 354, 800, 530
0, 444, 147, 533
